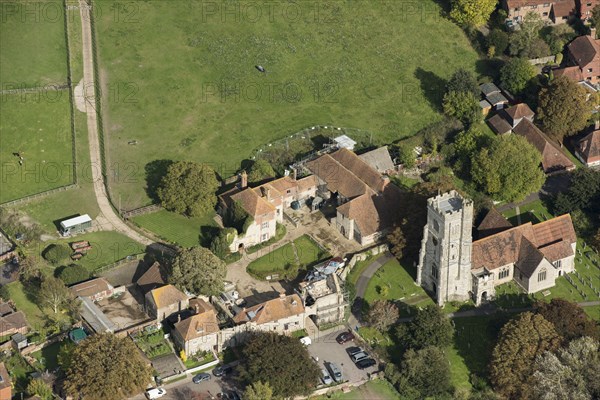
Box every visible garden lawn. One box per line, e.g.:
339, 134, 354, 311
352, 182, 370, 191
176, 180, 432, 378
312, 379, 401, 399
32, 340, 62, 371
0, 0, 67, 86
5, 353, 35, 395
247, 235, 328, 279
132, 209, 217, 248
4, 281, 45, 330
502, 199, 552, 226
133, 329, 172, 359
183, 351, 215, 369
347, 253, 384, 286
0, 92, 74, 202
363, 258, 433, 315
44, 231, 145, 272
96, 0, 481, 209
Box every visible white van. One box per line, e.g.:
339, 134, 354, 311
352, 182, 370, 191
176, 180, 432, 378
145, 387, 167, 399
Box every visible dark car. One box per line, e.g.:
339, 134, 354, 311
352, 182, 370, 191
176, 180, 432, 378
192, 373, 211, 384
346, 346, 363, 357
213, 364, 233, 377
229, 391, 241, 400
336, 331, 355, 344
356, 358, 376, 370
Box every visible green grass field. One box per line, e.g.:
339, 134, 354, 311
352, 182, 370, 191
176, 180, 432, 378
132, 209, 217, 248
4, 281, 45, 330
312, 379, 400, 399
95, 0, 481, 209
0, 91, 74, 202
0, 0, 67, 87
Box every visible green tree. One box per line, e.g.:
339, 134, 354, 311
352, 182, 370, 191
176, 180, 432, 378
56, 264, 90, 285
541, 24, 577, 54
19, 255, 42, 281
243, 381, 273, 400
39, 276, 76, 314
553, 168, 600, 214
450, 0, 497, 28
367, 300, 399, 332
446, 68, 480, 96
443, 90, 481, 126
534, 299, 600, 341
395, 144, 416, 168
58, 340, 77, 371
247, 159, 276, 184
452, 126, 488, 173
531, 337, 600, 400
487, 29, 509, 55
169, 246, 226, 296
592, 5, 600, 34
500, 58, 536, 94
471, 135, 545, 202
27, 378, 53, 400
43, 243, 71, 265
387, 225, 407, 260
225, 201, 253, 235
397, 346, 453, 399
238, 332, 321, 398
397, 305, 454, 350
157, 161, 219, 217
64, 334, 152, 400
210, 228, 236, 259
490, 312, 561, 399
509, 12, 550, 58
537, 76, 593, 142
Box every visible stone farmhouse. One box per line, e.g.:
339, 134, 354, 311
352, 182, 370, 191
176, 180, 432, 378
575, 121, 600, 167
218, 171, 317, 252
172, 298, 220, 356
555, 34, 600, 87
487, 103, 575, 173
305, 148, 402, 246
503, 0, 577, 25
417, 191, 577, 306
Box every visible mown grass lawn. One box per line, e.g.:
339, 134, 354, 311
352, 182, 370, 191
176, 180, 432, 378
0, 92, 74, 203
502, 199, 553, 226
311, 379, 401, 399
95, 0, 481, 209
132, 209, 218, 248
32, 340, 62, 371
247, 235, 328, 279
4, 281, 45, 331
0, 0, 67, 87
346, 253, 384, 286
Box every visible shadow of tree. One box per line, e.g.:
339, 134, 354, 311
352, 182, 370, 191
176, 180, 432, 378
414, 68, 446, 113
144, 159, 174, 203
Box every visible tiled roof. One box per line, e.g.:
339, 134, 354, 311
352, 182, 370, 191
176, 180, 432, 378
230, 186, 276, 217
337, 193, 381, 237
70, 278, 112, 298
472, 214, 576, 276
477, 208, 513, 238
487, 114, 513, 135
506, 0, 551, 6
0, 311, 28, 335
552, 0, 576, 17
567, 35, 600, 67
576, 128, 600, 164
480, 82, 500, 96
296, 175, 318, 193
149, 284, 188, 309
330, 148, 388, 192
504, 103, 535, 123
515, 238, 546, 278
0, 362, 10, 392
174, 306, 219, 341
358, 146, 395, 174
486, 92, 509, 106
189, 298, 214, 314
0, 303, 13, 317
306, 153, 368, 199
554, 66, 584, 81
137, 262, 166, 291
234, 294, 304, 325
512, 119, 575, 173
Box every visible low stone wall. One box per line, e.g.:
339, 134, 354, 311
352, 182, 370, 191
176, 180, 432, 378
339, 244, 388, 281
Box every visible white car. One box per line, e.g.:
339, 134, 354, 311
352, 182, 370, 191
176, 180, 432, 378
300, 336, 312, 346
145, 387, 166, 399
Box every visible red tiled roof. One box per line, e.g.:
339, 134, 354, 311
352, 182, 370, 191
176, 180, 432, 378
487, 114, 513, 135
506, 0, 551, 7
567, 35, 600, 67
512, 119, 575, 173
234, 294, 304, 325
477, 208, 513, 238
552, 0, 576, 17
137, 262, 166, 291
554, 66, 584, 81
576, 128, 600, 164
330, 148, 388, 192
70, 278, 112, 298
504, 103, 535, 122
306, 154, 368, 199
174, 304, 219, 341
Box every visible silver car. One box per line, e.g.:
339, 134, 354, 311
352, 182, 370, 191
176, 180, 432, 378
327, 362, 343, 383
351, 351, 369, 363
321, 368, 332, 385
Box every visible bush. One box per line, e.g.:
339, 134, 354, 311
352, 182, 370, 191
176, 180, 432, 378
56, 264, 90, 285
43, 244, 71, 265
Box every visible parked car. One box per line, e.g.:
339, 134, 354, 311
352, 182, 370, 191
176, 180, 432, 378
346, 346, 363, 357
213, 364, 233, 377
356, 358, 377, 370
229, 391, 242, 400
327, 362, 343, 383
192, 373, 211, 384
300, 336, 312, 346
145, 387, 166, 399
351, 351, 369, 363
336, 331, 355, 344
321, 368, 333, 385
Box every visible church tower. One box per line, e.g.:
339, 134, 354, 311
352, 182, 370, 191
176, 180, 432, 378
417, 190, 473, 306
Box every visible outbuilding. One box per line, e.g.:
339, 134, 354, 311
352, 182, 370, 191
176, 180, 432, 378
60, 215, 92, 236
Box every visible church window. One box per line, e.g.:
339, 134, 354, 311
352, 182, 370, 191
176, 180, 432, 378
432, 237, 438, 246
499, 269, 509, 279
538, 269, 547, 282
553, 260, 561, 269
433, 219, 439, 232
432, 264, 438, 279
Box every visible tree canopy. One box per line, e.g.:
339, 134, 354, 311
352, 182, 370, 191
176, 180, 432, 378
487, 29, 509, 56
39, 276, 78, 315
500, 58, 536, 95
509, 12, 551, 58
450, 0, 497, 28
471, 134, 545, 202
391, 346, 453, 399
27, 379, 53, 400
43, 243, 71, 265
169, 246, 226, 296
247, 159, 276, 185
537, 76, 593, 142
592, 5, 600, 33
397, 305, 454, 350
367, 300, 399, 332
243, 381, 273, 400
64, 334, 152, 400
447, 69, 479, 96
534, 299, 600, 341
490, 312, 561, 399
238, 332, 321, 398
56, 264, 90, 285
387, 225, 407, 260
443, 90, 481, 126
157, 161, 219, 217
210, 228, 237, 259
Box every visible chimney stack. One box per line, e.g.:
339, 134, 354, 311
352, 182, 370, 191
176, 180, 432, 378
240, 170, 248, 189
292, 167, 297, 181
194, 304, 200, 314
279, 292, 286, 299
595, 120, 600, 130
591, 27, 597, 40
177, 314, 181, 323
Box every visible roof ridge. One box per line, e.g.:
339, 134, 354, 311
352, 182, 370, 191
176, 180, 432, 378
322, 152, 370, 194
473, 222, 532, 244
